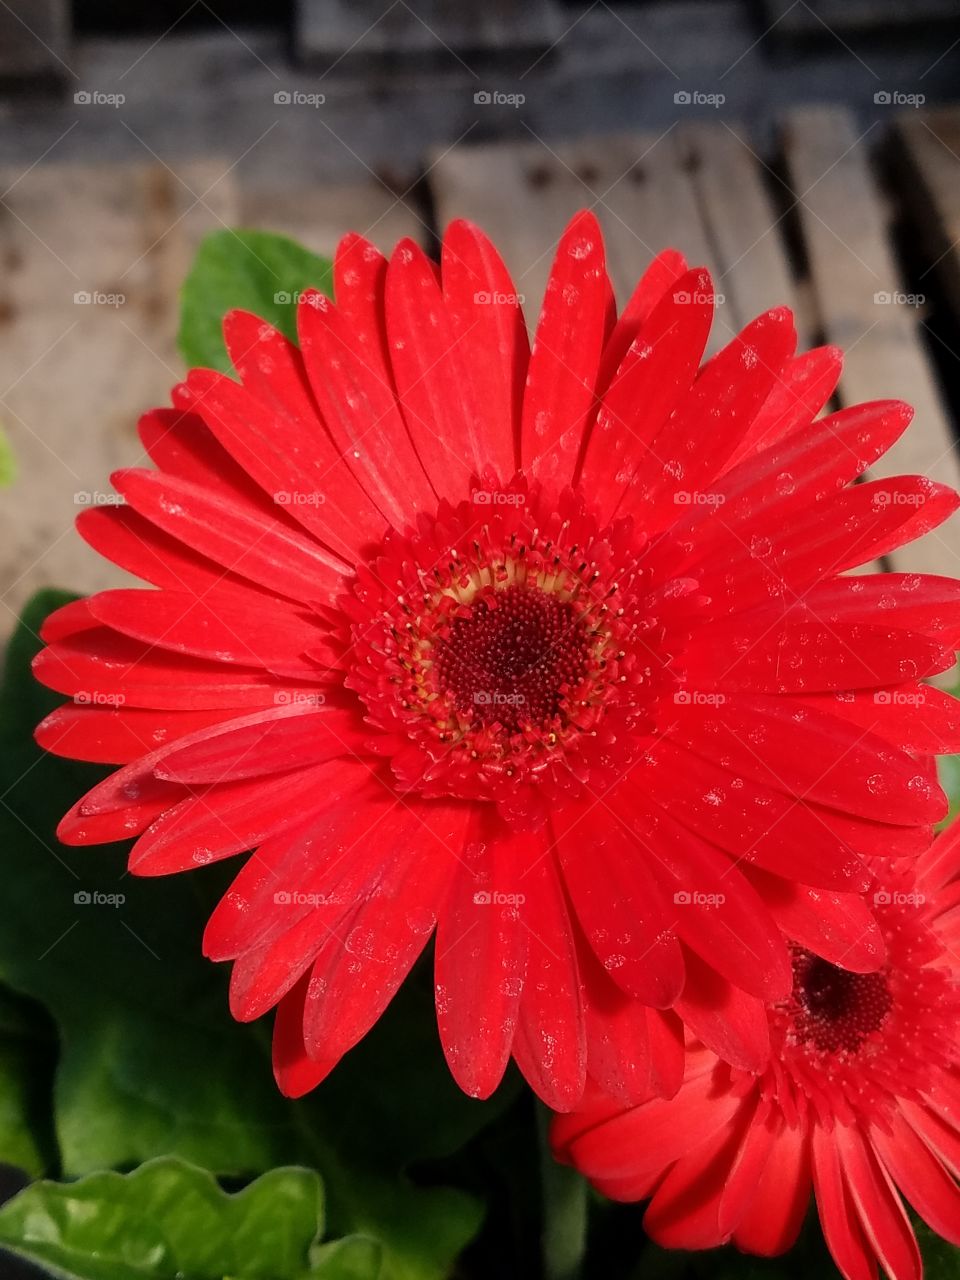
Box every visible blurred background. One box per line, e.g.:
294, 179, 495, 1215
2, 0, 960, 623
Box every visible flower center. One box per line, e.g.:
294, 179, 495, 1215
433, 584, 591, 734
342, 478, 686, 827
790, 949, 893, 1054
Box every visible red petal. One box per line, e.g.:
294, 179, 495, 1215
86, 589, 326, 672
521, 211, 608, 490
510, 850, 586, 1111
156, 704, 360, 783
114, 467, 347, 604
730, 1116, 810, 1254
297, 287, 436, 526
722, 344, 843, 472
434, 811, 530, 1099
664, 694, 945, 825
619, 307, 796, 529
300, 803, 468, 1063
187, 353, 385, 557
745, 868, 885, 972
272, 974, 336, 1098
36, 703, 229, 764
872, 1110, 960, 1246
129, 761, 362, 875
596, 249, 688, 393
383, 239, 481, 502
579, 267, 712, 521
673, 952, 771, 1073
556, 806, 684, 1006
812, 1125, 878, 1280
441, 219, 527, 482
836, 1124, 921, 1280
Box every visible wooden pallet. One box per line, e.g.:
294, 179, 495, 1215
3, 105, 960, 622
0, 163, 423, 620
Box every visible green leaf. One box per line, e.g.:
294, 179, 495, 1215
309, 1237, 384, 1280
915, 1218, 960, 1279
177, 229, 333, 371
0, 591, 489, 1280
0, 1157, 381, 1280
0, 425, 14, 486
0, 985, 57, 1174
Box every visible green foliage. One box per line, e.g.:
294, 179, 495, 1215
0, 1157, 383, 1280
177, 229, 333, 371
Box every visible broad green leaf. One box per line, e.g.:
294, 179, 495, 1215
177, 229, 333, 371
0, 1157, 380, 1280
0, 591, 493, 1280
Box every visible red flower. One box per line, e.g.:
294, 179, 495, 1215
33, 211, 960, 1110
552, 823, 960, 1278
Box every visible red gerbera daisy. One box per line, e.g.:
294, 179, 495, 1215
32, 210, 960, 1110
552, 822, 960, 1278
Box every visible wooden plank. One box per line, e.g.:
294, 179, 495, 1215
893, 108, 960, 305
295, 0, 563, 67
783, 106, 960, 580
0, 161, 238, 623
676, 120, 807, 345
0, 0, 70, 83
428, 131, 725, 344
239, 178, 426, 259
